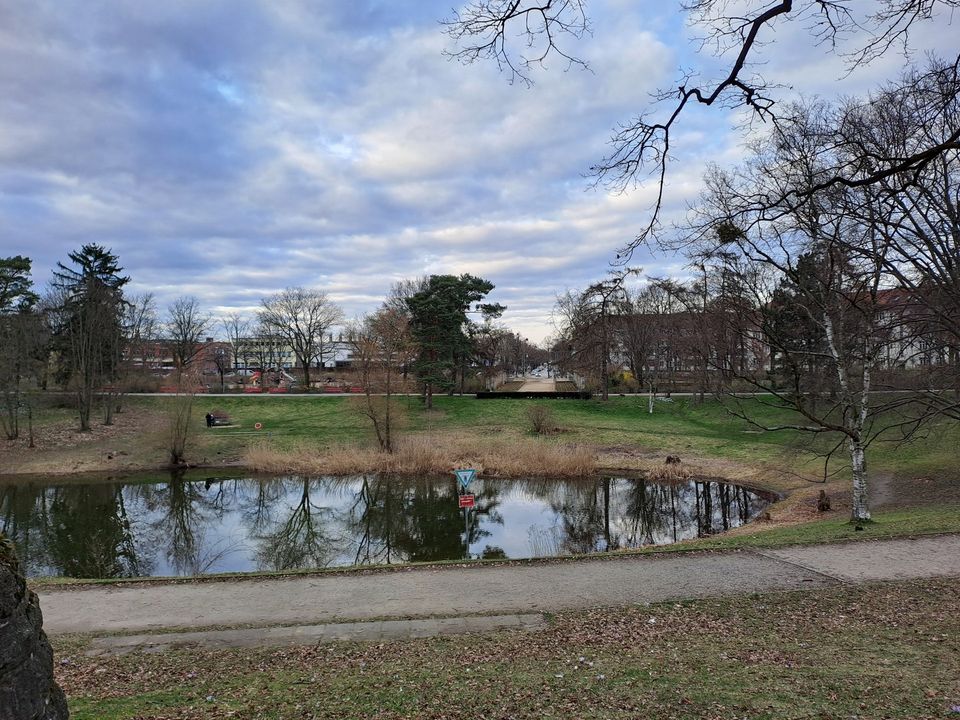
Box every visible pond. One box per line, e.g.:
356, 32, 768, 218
0, 473, 773, 578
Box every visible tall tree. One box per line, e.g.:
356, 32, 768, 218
51, 244, 128, 431
222, 312, 251, 373
165, 297, 211, 376
349, 306, 414, 452
125, 293, 159, 370
258, 287, 344, 389
0, 256, 39, 311
0, 257, 46, 441
684, 96, 941, 522
406, 274, 501, 409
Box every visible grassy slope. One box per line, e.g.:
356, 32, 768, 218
16, 393, 958, 477
59, 577, 960, 720
185, 394, 960, 486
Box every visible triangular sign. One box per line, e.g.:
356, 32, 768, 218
454, 468, 477, 490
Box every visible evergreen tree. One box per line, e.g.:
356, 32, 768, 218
52, 244, 129, 430
406, 274, 502, 408
0, 257, 46, 441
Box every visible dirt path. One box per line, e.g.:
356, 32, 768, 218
36, 535, 960, 636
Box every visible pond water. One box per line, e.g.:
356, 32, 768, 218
0, 473, 773, 578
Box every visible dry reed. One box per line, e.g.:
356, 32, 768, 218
244, 435, 595, 478
646, 462, 693, 483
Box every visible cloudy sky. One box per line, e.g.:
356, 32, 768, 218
0, 1, 955, 342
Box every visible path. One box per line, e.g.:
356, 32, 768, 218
37, 535, 960, 639
517, 377, 556, 392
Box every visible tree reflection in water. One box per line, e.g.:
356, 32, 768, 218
0, 481, 147, 578
1, 473, 770, 578
255, 477, 338, 571
347, 476, 502, 565
138, 471, 243, 576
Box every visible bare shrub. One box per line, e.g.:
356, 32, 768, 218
166, 369, 200, 465
525, 403, 553, 435
166, 392, 194, 465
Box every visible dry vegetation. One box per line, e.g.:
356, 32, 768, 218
245, 433, 596, 478
58, 578, 960, 719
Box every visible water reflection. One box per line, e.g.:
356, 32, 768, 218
1, 473, 771, 579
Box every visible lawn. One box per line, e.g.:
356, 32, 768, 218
57, 576, 960, 719
178, 394, 960, 487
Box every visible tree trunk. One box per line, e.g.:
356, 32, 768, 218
103, 392, 114, 425
78, 386, 91, 432
302, 360, 311, 390
849, 436, 871, 522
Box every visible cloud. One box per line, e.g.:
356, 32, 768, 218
0, 0, 954, 343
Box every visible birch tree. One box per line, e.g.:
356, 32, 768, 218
687, 101, 932, 522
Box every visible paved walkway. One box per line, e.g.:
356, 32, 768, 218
517, 378, 556, 392
86, 614, 545, 656
37, 535, 960, 640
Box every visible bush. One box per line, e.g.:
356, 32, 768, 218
525, 403, 553, 435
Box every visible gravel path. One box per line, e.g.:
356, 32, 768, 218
37, 535, 960, 636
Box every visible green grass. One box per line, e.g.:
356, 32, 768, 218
59, 577, 960, 719
658, 504, 960, 552
161, 393, 960, 478
26, 393, 959, 481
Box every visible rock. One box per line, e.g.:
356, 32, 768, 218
0, 537, 69, 720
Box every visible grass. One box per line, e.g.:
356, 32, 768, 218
244, 434, 596, 477
57, 576, 960, 719
11, 394, 959, 482
652, 504, 960, 552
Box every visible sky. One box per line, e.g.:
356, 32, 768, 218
0, 1, 956, 342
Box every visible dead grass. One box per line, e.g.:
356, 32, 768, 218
646, 462, 693, 483
245, 434, 596, 478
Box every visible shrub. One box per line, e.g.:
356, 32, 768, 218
525, 403, 553, 435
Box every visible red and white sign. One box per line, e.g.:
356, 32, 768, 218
254, 422, 263, 430
458, 494, 475, 509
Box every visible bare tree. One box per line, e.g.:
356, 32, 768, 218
222, 312, 251, 373
211, 345, 231, 392
683, 95, 944, 522
348, 307, 413, 452
166, 297, 211, 374
444, 2, 960, 255
554, 269, 639, 399
125, 293, 158, 369
258, 287, 344, 390
552, 288, 602, 388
